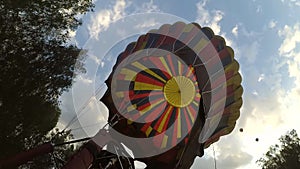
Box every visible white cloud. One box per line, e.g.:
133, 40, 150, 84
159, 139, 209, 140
68, 30, 76, 38
64, 29, 80, 46
77, 75, 93, 84
258, 73, 265, 82
140, 0, 160, 13
194, 3, 261, 168
227, 47, 294, 168
278, 24, 300, 56
112, 0, 126, 20
88, 0, 127, 39
279, 88, 300, 130
134, 18, 160, 29
287, 59, 300, 78
240, 25, 258, 38
210, 11, 224, 35
278, 23, 300, 88
196, 0, 224, 35
234, 87, 295, 168
240, 83, 300, 166
278, 26, 300, 136
215, 137, 253, 169
89, 53, 102, 65
252, 90, 258, 96
195, 1, 236, 49
241, 41, 260, 64
232, 25, 239, 37
195, 0, 210, 24
59, 80, 108, 138
231, 22, 300, 169
281, 0, 300, 7
268, 20, 277, 29
192, 134, 253, 169
130, 0, 160, 14
100, 61, 105, 68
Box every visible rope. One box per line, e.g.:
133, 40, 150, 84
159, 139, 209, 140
62, 83, 106, 131
54, 137, 91, 147
51, 83, 106, 142
68, 122, 105, 132
114, 145, 124, 169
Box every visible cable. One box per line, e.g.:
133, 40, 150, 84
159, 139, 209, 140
114, 145, 124, 169
63, 83, 106, 131
54, 137, 91, 147
68, 121, 105, 132
52, 83, 106, 142
213, 145, 217, 169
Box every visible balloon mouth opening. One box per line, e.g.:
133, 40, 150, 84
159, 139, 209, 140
163, 76, 196, 108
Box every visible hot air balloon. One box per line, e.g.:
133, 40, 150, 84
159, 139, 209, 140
0, 22, 242, 169
100, 21, 243, 169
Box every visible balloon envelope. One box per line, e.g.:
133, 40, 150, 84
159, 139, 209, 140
101, 22, 243, 168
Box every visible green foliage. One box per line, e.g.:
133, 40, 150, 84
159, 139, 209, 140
257, 129, 300, 169
19, 129, 77, 169
0, 0, 94, 165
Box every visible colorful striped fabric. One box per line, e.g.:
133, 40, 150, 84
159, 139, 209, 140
101, 22, 243, 167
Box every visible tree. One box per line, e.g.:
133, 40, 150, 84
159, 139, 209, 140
19, 129, 77, 169
257, 129, 300, 169
0, 0, 94, 165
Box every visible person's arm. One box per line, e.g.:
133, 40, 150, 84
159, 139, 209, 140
62, 140, 102, 169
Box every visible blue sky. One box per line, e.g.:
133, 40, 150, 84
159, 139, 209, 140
58, 0, 300, 168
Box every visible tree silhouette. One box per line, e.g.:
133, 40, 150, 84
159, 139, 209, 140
257, 129, 300, 169
19, 129, 77, 169
0, 0, 94, 166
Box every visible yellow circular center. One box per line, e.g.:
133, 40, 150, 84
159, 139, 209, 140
163, 76, 196, 108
